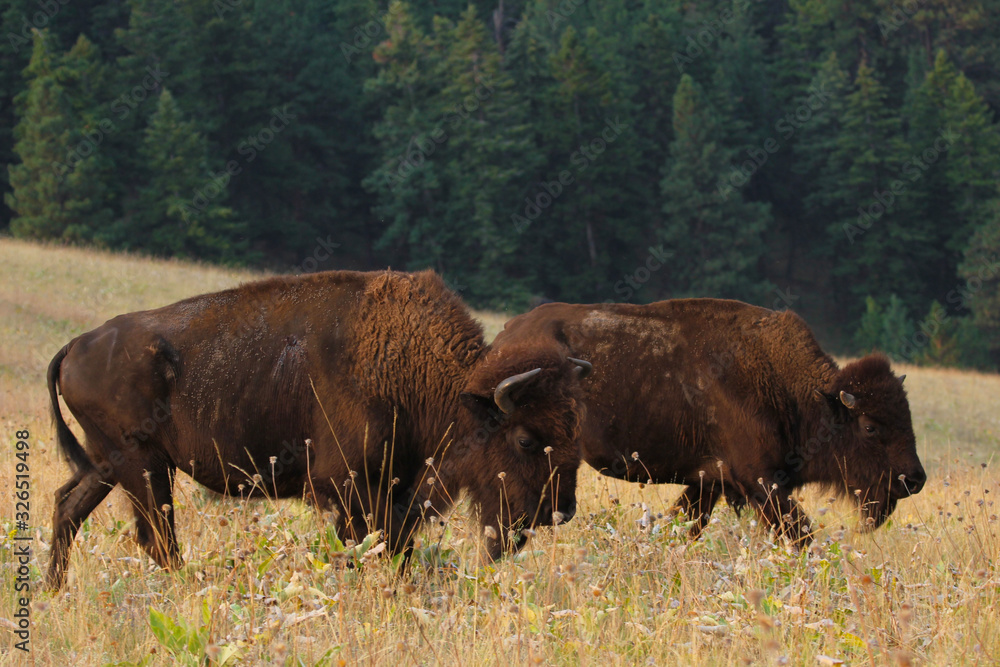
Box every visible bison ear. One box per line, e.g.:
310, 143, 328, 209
814, 389, 850, 418
460, 392, 498, 422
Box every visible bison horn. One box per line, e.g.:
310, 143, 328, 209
494, 368, 543, 414
839, 390, 856, 408
898, 374, 906, 385
568, 357, 593, 379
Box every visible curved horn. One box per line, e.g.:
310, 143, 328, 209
898, 374, 906, 385
568, 357, 593, 379
494, 368, 543, 414
839, 390, 856, 409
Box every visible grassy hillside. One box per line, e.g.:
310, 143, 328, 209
1, 238, 998, 665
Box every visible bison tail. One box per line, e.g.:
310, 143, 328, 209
48, 344, 94, 473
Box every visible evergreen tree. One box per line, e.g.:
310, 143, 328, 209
6, 31, 113, 241
828, 60, 928, 316
960, 209, 1000, 366
659, 73, 772, 301
118, 88, 243, 259
366, 3, 539, 305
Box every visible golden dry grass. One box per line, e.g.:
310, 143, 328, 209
1, 238, 998, 666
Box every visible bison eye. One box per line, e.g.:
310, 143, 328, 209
517, 437, 534, 450
864, 424, 877, 436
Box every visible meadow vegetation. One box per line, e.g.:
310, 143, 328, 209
1, 239, 997, 665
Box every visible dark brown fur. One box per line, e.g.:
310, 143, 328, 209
46, 270, 585, 590
495, 299, 927, 542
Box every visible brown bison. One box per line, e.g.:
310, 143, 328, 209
494, 299, 926, 542
46, 270, 591, 590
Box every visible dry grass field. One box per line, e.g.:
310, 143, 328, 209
1, 238, 998, 666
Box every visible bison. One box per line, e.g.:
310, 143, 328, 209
46, 270, 591, 590
494, 299, 927, 542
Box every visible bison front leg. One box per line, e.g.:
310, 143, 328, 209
673, 483, 724, 538
47, 467, 116, 590
749, 487, 813, 545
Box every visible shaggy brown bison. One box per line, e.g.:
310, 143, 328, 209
46, 270, 591, 590
494, 299, 927, 542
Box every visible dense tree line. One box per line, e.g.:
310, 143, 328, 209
2, 0, 999, 366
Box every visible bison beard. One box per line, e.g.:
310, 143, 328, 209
44, 270, 589, 590
494, 299, 927, 544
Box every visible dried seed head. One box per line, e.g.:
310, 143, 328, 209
381, 587, 394, 599
427, 476, 436, 486
425, 457, 434, 466
483, 525, 498, 540
269, 456, 278, 465
219, 518, 229, 527
497, 472, 506, 480
544, 446, 553, 455
631, 451, 640, 461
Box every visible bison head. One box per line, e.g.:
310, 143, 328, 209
456, 343, 590, 558
818, 354, 926, 530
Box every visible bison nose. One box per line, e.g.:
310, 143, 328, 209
900, 467, 926, 495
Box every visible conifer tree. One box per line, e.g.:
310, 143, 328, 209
659, 74, 771, 301
122, 88, 242, 259
6, 31, 113, 241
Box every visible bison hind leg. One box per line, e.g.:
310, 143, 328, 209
47, 466, 116, 590
118, 462, 183, 571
